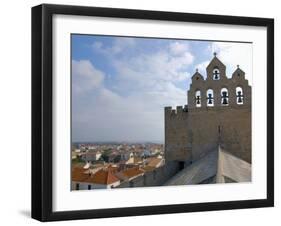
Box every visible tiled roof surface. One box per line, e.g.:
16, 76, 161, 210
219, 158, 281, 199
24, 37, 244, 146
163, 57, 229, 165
72, 167, 90, 182
122, 167, 144, 178
142, 165, 155, 172
147, 158, 162, 167
86, 169, 120, 185
72, 167, 120, 185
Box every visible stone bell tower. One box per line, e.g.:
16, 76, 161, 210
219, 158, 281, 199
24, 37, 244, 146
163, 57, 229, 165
165, 53, 252, 164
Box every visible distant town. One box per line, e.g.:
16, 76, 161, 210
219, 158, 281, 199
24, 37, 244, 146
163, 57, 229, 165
71, 142, 165, 190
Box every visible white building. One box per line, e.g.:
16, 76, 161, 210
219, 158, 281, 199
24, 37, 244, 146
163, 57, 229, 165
72, 168, 120, 190
81, 151, 102, 162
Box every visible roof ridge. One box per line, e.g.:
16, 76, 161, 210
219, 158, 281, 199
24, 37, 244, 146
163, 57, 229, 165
106, 169, 111, 183
106, 169, 119, 184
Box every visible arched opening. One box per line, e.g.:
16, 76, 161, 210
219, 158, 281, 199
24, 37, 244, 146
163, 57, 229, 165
221, 88, 229, 106
213, 67, 220, 80
179, 161, 185, 170
236, 87, 244, 104
206, 89, 214, 107
195, 90, 201, 107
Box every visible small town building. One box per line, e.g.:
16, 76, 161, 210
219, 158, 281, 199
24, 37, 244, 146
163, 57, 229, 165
81, 150, 102, 162
72, 167, 120, 190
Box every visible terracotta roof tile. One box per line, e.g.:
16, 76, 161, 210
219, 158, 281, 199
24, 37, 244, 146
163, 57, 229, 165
147, 158, 163, 167
85, 169, 120, 185
72, 167, 89, 182
122, 167, 144, 178
142, 165, 155, 172
72, 167, 120, 185
107, 165, 119, 173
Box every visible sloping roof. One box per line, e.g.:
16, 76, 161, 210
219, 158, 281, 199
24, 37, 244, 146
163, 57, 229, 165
232, 67, 245, 75
107, 164, 119, 173
231, 67, 246, 79
191, 71, 204, 80
133, 157, 143, 164
142, 165, 155, 172
126, 156, 143, 165
165, 149, 218, 185
216, 148, 251, 182
72, 167, 90, 182
72, 167, 120, 185
122, 167, 144, 179
206, 55, 226, 70
165, 146, 251, 186
86, 169, 120, 185
147, 158, 163, 167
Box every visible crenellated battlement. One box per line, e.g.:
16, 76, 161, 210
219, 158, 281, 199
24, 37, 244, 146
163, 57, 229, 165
165, 105, 188, 117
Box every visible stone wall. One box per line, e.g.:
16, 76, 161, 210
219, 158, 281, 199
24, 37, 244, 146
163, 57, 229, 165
188, 106, 251, 163
115, 161, 180, 188
164, 105, 251, 164
164, 55, 252, 164
164, 106, 192, 162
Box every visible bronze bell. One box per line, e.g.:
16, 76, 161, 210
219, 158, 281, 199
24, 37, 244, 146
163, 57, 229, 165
238, 97, 242, 103
196, 96, 200, 104
222, 91, 228, 105
208, 94, 213, 104
237, 91, 243, 103
214, 70, 219, 80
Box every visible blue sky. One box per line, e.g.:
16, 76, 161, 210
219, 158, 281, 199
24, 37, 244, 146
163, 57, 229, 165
72, 34, 252, 143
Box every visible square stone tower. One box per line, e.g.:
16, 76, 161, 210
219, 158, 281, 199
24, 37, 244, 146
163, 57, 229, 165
165, 53, 251, 165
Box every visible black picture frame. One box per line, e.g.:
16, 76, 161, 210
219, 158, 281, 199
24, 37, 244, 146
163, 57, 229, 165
32, 3, 274, 222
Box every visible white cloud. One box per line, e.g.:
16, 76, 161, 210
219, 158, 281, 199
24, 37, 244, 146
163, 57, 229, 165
92, 41, 103, 51
113, 45, 193, 86
169, 41, 190, 56
72, 60, 105, 93
92, 37, 136, 55
72, 81, 187, 142
72, 41, 193, 142
111, 37, 136, 54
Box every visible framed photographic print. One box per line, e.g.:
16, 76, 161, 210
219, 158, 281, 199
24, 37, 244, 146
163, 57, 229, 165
32, 4, 274, 221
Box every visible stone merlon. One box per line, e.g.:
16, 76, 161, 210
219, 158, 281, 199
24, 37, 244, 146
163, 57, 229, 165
165, 105, 188, 115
